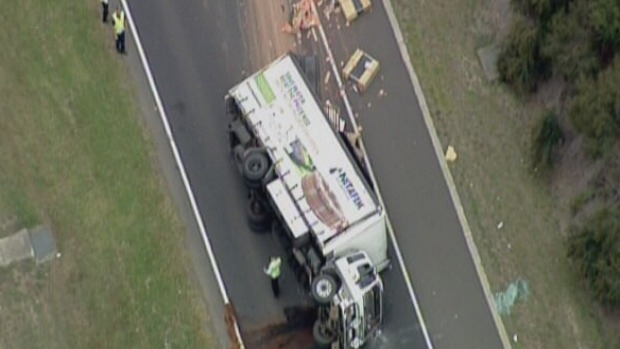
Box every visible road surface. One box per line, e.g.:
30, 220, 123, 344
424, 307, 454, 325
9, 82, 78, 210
125, 0, 506, 348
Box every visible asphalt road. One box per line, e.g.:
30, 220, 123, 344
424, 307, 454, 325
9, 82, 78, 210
318, 3, 506, 349
126, 0, 505, 348
126, 0, 428, 348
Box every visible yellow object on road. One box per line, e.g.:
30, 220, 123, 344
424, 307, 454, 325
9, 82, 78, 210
343, 49, 380, 93
340, 0, 372, 23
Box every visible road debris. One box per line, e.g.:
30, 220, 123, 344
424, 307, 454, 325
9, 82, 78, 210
282, 0, 319, 35
445, 145, 457, 162
494, 279, 530, 315
343, 49, 380, 93
324, 71, 331, 85
340, 0, 372, 23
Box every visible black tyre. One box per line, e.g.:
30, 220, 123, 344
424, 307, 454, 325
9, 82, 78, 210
242, 148, 269, 189
246, 196, 271, 232
311, 274, 338, 305
313, 320, 336, 348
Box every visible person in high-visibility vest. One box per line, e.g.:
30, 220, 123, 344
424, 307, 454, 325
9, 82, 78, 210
264, 256, 282, 297
101, 0, 109, 23
112, 7, 126, 54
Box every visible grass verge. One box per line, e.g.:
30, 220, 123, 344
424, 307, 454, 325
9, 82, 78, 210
391, 0, 620, 348
0, 1, 212, 348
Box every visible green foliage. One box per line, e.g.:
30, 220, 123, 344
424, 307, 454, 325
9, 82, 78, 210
591, 0, 620, 51
541, 2, 600, 82
511, 0, 573, 22
569, 62, 620, 157
498, 15, 550, 94
568, 207, 620, 308
532, 110, 565, 168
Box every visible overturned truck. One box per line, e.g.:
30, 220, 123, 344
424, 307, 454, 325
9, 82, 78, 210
226, 54, 388, 349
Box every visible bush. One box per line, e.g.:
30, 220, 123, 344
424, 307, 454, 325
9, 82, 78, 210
498, 15, 550, 94
591, 0, 620, 54
532, 110, 565, 168
568, 207, 620, 308
511, 0, 573, 22
541, 2, 600, 83
568, 61, 620, 157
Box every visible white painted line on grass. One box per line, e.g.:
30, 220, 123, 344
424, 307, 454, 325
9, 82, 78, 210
310, 2, 435, 349
380, 1, 513, 348
121, 1, 245, 348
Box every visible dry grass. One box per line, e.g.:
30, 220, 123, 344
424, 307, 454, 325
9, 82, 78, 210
391, 0, 620, 348
0, 1, 212, 348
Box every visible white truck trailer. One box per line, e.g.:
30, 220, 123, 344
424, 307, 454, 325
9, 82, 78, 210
225, 54, 388, 348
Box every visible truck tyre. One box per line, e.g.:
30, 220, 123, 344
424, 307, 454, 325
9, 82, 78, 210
311, 274, 338, 305
242, 148, 269, 189
246, 196, 271, 232
313, 320, 336, 348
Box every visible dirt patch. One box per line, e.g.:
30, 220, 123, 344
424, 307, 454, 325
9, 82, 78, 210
239, 0, 295, 70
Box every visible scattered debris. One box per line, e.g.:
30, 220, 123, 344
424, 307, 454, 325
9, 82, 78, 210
282, 0, 319, 35
494, 279, 530, 315
343, 49, 380, 93
340, 0, 372, 23
324, 71, 331, 85
445, 145, 457, 162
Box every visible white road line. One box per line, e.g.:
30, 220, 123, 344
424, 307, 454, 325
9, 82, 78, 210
120, 1, 245, 347
380, 0, 513, 348
309, 2, 436, 349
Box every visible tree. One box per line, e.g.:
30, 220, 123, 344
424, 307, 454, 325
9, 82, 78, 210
569, 60, 620, 157
498, 15, 550, 94
541, 1, 599, 83
591, 0, 620, 60
568, 207, 620, 308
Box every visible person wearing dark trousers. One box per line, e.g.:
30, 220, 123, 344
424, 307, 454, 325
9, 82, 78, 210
112, 7, 126, 54
101, 0, 109, 23
264, 256, 282, 297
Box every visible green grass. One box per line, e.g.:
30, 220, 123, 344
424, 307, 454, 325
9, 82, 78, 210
0, 1, 212, 348
392, 0, 620, 348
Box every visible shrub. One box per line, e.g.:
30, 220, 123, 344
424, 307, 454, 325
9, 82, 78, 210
568, 61, 620, 157
532, 110, 565, 168
541, 2, 600, 83
568, 207, 620, 308
591, 0, 620, 54
498, 15, 550, 94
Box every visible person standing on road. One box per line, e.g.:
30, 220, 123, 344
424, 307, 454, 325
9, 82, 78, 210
112, 7, 126, 54
101, 0, 109, 23
264, 256, 282, 298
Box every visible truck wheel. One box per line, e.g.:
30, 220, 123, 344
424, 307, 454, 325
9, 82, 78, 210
242, 148, 269, 189
313, 320, 336, 348
246, 196, 271, 232
311, 274, 338, 305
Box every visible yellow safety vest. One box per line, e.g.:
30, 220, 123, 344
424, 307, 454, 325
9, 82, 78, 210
265, 257, 281, 279
113, 11, 125, 34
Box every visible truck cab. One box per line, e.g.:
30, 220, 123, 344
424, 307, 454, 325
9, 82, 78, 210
312, 251, 383, 348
